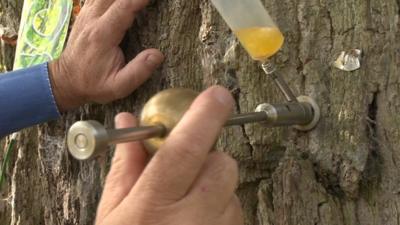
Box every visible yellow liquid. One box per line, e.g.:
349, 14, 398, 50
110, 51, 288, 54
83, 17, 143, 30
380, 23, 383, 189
234, 27, 284, 61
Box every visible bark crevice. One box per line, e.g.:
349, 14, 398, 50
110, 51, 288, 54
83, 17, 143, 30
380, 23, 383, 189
367, 91, 379, 155
360, 90, 382, 195
232, 85, 257, 157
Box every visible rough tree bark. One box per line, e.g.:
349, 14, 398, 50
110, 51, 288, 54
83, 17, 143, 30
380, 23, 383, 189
1, 0, 400, 224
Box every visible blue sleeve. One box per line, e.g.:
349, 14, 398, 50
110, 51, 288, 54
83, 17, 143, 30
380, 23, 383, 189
0, 63, 61, 137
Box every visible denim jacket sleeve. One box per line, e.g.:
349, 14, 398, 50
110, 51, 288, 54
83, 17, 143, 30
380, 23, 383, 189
0, 63, 61, 137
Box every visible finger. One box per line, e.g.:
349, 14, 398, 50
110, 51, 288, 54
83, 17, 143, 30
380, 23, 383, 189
96, 113, 148, 222
91, 0, 148, 17
97, 0, 149, 42
186, 152, 239, 213
218, 196, 244, 225
89, 0, 116, 16
133, 86, 235, 202
110, 49, 164, 99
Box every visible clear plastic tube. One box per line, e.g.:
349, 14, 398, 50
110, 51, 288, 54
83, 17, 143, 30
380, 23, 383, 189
211, 0, 284, 61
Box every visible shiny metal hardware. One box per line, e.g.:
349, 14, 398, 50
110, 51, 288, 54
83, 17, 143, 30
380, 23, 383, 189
67, 121, 165, 160
261, 61, 298, 103
67, 89, 320, 160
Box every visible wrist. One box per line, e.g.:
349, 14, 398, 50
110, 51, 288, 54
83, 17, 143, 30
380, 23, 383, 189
48, 58, 84, 112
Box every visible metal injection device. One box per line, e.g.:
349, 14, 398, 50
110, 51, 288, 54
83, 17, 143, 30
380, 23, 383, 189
67, 88, 320, 160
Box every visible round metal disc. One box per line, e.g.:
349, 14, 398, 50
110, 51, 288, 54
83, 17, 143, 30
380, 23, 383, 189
293, 96, 321, 131
67, 120, 109, 160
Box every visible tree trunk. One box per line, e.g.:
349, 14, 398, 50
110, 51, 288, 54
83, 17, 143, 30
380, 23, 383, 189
1, 0, 400, 224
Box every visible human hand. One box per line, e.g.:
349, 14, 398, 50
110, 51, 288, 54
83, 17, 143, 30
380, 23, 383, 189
49, 0, 164, 112
95, 86, 243, 225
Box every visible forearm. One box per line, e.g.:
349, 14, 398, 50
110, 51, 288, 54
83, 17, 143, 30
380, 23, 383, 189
0, 63, 60, 137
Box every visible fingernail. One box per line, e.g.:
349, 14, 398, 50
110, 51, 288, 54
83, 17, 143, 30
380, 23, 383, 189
210, 86, 234, 107
114, 113, 137, 129
146, 54, 164, 68
114, 114, 123, 128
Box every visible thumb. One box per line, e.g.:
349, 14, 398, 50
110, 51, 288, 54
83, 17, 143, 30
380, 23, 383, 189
111, 49, 164, 99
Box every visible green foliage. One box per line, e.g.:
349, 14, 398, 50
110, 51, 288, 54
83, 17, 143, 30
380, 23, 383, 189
0, 139, 15, 189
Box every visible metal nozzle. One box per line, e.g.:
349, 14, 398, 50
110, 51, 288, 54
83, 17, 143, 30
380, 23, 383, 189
261, 61, 298, 103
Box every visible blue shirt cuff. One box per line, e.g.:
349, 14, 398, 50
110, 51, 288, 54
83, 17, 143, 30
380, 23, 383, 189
0, 63, 61, 137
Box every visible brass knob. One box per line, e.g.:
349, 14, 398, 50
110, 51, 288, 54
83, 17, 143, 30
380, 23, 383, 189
139, 88, 198, 154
